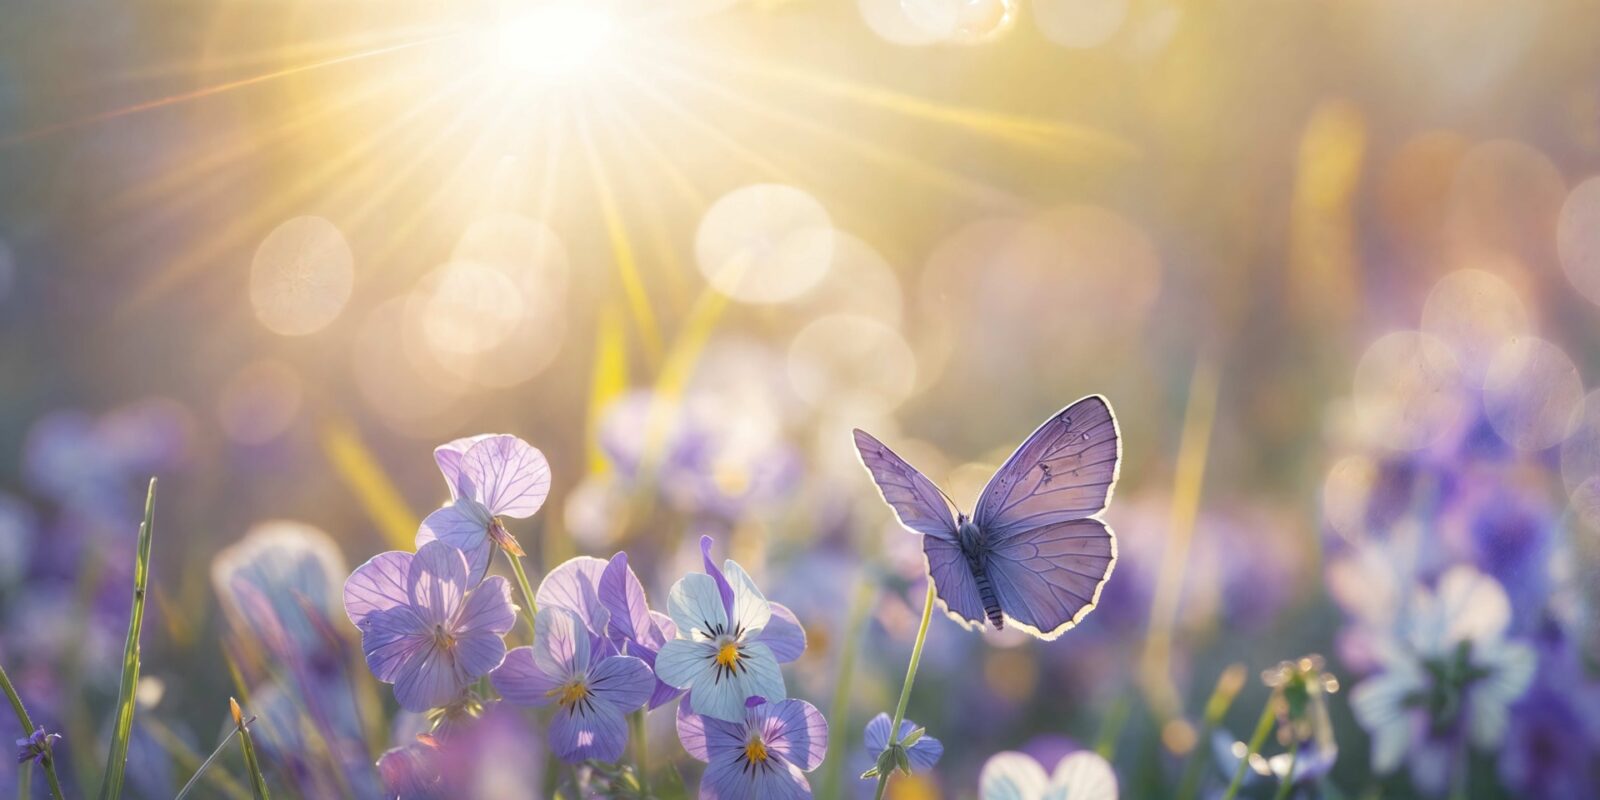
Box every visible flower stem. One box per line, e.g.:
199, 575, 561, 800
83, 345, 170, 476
1271, 743, 1298, 800
1222, 694, 1278, 800
232, 698, 272, 800
99, 477, 157, 800
631, 709, 650, 793
873, 580, 937, 800
1, 660, 66, 800
504, 546, 540, 637
1176, 664, 1248, 800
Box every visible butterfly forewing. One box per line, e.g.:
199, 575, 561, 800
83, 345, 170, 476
985, 518, 1117, 640
852, 429, 957, 541
923, 536, 989, 630
973, 396, 1120, 539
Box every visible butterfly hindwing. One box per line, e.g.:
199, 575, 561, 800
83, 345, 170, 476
922, 535, 989, 630
974, 395, 1120, 539
985, 518, 1117, 640
852, 429, 956, 541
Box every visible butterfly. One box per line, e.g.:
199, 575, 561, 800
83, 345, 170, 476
853, 395, 1120, 640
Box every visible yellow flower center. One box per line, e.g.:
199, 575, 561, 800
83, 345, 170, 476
716, 641, 741, 668
545, 681, 591, 709
744, 738, 769, 764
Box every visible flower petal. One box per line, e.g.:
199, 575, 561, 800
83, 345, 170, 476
453, 627, 509, 681
600, 551, 656, 645
393, 642, 465, 712
687, 641, 785, 723
416, 505, 492, 585
344, 551, 413, 627
863, 712, 892, 753
549, 696, 628, 763
720, 559, 773, 637
533, 606, 590, 679
359, 605, 429, 683
701, 747, 812, 800
588, 654, 654, 713
700, 535, 737, 620
454, 576, 517, 638
758, 699, 828, 772
980, 752, 1050, 800
668, 573, 730, 639
655, 638, 718, 691
408, 541, 470, 626
491, 646, 561, 708
536, 557, 611, 636
434, 434, 497, 498
676, 699, 712, 761
758, 602, 805, 663
908, 732, 943, 772
461, 435, 551, 518
1049, 751, 1118, 800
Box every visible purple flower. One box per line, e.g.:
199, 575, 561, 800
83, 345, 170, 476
860, 713, 942, 779
343, 541, 517, 712
491, 606, 654, 763
417, 434, 551, 582
656, 536, 806, 722
16, 726, 60, 766
530, 553, 684, 710
677, 697, 828, 799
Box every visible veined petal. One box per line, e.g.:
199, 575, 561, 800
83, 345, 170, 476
492, 646, 562, 708
720, 559, 772, 637
758, 699, 828, 772
600, 551, 655, 644
393, 642, 465, 712
453, 576, 517, 638
700, 535, 737, 620
533, 606, 590, 679
688, 641, 785, 723
863, 712, 893, 753
454, 628, 509, 682
549, 696, 628, 763
655, 638, 718, 691
676, 699, 712, 761
1047, 751, 1118, 800
980, 752, 1050, 800
669, 573, 730, 639
759, 603, 805, 663
588, 654, 654, 713
461, 435, 551, 518
702, 748, 812, 800
360, 605, 429, 683
434, 434, 497, 498
417, 505, 492, 585
536, 557, 611, 636
345, 551, 413, 626
409, 542, 470, 626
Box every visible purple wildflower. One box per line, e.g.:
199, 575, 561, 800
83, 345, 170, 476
860, 712, 942, 779
16, 726, 60, 766
343, 541, 517, 712
491, 606, 654, 763
677, 697, 828, 799
417, 434, 551, 582
656, 536, 806, 722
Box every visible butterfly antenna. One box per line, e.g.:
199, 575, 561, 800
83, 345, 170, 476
934, 483, 962, 519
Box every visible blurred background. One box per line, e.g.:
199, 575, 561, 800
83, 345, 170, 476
2, 0, 1599, 797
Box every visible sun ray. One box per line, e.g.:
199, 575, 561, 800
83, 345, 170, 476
614, 67, 791, 182
577, 108, 665, 367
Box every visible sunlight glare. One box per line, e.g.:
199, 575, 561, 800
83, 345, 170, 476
493, 4, 617, 82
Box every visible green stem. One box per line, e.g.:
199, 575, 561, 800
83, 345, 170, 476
1271, 742, 1299, 800
822, 579, 876, 799
173, 724, 244, 800
233, 700, 272, 800
873, 581, 937, 800
631, 709, 649, 793
1176, 664, 1247, 800
1222, 695, 1278, 800
1, 661, 67, 800
99, 477, 157, 800
504, 546, 540, 637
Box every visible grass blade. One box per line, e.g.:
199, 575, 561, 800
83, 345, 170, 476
231, 698, 272, 800
98, 477, 156, 800
172, 723, 243, 800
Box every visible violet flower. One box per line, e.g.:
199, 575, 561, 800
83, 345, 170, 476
538, 552, 685, 709
656, 536, 806, 722
417, 434, 551, 582
343, 541, 517, 712
16, 726, 60, 766
860, 712, 942, 780
491, 606, 654, 763
677, 697, 828, 799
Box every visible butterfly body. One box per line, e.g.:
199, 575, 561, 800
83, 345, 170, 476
854, 395, 1121, 641
955, 515, 1006, 630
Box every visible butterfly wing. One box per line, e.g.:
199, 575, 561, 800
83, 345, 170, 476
853, 429, 957, 541
985, 518, 1117, 640
973, 395, 1120, 538
923, 535, 989, 630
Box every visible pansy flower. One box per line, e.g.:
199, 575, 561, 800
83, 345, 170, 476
343, 541, 517, 712
491, 606, 654, 763
417, 434, 551, 582
534, 553, 684, 709
677, 697, 828, 799
860, 712, 942, 780
656, 536, 806, 722
978, 750, 1119, 800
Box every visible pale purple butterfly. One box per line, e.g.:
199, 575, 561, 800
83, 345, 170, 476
853, 395, 1120, 640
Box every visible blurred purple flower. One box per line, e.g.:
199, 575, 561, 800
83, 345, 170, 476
1349, 566, 1535, 795
491, 606, 653, 763
861, 712, 942, 779
677, 697, 827, 799
1497, 632, 1600, 798
656, 536, 805, 722
417, 434, 551, 582
376, 705, 543, 799
377, 737, 446, 800
343, 541, 517, 712
978, 750, 1119, 800
0, 493, 36, 587
15, 725, 59, 765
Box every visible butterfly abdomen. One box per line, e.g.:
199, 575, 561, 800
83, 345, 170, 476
958, 519, 1005, 630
